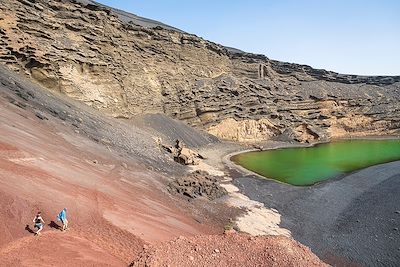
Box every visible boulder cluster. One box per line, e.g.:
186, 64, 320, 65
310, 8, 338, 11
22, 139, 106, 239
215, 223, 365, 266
168, 171, 227, 200
162, 140, 204, 165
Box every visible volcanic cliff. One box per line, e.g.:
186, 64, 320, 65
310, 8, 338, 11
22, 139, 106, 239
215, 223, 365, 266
1, 1, 400, 266
1, 0, 399, 144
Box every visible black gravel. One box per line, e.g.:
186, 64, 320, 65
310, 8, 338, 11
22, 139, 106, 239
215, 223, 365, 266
232, 161, 400, 266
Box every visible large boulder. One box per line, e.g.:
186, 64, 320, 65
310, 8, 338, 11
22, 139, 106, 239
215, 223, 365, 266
162, 140, 204, 165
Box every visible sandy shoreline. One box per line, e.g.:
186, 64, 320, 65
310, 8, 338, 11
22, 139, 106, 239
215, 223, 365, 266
202, 139, 400, 266
189, 149, 292, 237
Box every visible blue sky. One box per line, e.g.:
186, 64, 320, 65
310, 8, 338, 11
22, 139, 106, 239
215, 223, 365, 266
96, 0, 400, 75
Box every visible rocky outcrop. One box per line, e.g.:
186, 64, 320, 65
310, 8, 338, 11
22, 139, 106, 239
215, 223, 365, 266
0, 0, 399, 143
168, 170, 228, 200
162, 140, 204, 165
208, 118, 280, 142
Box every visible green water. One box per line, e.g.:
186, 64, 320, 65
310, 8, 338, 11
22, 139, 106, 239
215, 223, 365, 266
232, 139, 400, 186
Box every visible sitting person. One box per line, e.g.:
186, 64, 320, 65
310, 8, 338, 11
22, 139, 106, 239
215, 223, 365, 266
33, 212, 45, 235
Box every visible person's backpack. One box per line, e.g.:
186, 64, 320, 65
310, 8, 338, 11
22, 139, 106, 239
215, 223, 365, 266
35, 216, 41, 224
57, 211, 63, 221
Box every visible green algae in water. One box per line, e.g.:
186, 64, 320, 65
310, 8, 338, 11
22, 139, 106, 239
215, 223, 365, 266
232, 139, 400, 186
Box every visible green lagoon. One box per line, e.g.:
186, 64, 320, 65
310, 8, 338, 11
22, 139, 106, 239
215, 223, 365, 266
232, 139, 400, 186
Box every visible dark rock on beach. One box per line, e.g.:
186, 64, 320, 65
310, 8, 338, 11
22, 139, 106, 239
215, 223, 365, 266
168, 170, 228, 200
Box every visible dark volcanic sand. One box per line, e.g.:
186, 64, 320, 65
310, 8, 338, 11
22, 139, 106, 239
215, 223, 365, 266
232, 161, 400, 266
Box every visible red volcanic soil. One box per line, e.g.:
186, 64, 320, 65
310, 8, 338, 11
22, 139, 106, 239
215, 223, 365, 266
132, 234, 328, 267
0, 94, 217, 266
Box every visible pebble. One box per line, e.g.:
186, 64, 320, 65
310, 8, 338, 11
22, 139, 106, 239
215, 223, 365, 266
394, 227, 399, 231
214, 249, 220, 253
188, 256, 194, 261
395, 210, 400, 214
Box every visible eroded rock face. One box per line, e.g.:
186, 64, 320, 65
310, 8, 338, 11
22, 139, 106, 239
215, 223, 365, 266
208, 118, 280, 142
168, 171, 227, 200
0, 0, 399, 143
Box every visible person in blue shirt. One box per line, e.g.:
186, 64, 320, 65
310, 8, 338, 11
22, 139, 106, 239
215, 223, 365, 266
57, 208, 68, 231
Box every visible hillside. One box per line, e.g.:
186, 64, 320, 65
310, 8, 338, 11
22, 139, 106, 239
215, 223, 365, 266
1, 0, 399, 143
0, 64, 223, 264
0, 57, 326, 266
0, 0, 399, 266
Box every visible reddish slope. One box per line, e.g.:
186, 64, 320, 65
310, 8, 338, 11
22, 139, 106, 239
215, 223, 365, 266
0, 90, 215, 265
132, 234, 328, 267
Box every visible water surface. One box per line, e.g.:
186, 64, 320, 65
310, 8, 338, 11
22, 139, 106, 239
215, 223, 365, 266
232, 139, 400, 186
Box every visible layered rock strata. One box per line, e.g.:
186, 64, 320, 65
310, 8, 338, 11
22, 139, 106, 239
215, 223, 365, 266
1, 0, 399, 142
